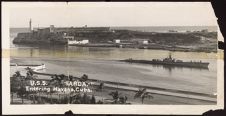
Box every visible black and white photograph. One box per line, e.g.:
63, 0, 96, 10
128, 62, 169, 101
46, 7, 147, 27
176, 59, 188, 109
2, 2, 224, 115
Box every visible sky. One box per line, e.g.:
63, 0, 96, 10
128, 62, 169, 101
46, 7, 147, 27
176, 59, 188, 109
8, 2, 217, 27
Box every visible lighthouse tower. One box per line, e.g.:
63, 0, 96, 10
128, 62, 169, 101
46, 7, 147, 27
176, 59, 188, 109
29, 18, 32, 32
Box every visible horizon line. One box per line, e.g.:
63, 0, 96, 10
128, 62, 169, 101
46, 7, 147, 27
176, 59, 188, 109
10, 25, 218, 28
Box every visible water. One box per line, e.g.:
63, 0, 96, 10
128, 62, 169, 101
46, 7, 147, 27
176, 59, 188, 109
10, 27, 217, 95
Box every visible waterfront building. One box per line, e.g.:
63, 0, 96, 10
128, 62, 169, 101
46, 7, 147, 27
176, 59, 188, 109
50, 25, 55, 33
68, 39, 89, 45
143, 40, 149, 44
114, 39, 120, 44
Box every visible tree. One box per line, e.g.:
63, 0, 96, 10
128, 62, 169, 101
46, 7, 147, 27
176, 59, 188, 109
119, 96, 128, 104
50, 74, 64, 87
98, 82, 104, 91
82, 93, 90, 104
80, 74, 88, 82
90, 95, 96, 104
109, 90, 120, 104
71, 94, 82, 104
97, 100, 103, 104
25, 70, 34, 80
11, 71, 23, 103
69, 75, 74, 81
59, 74, 67, 81
11, 71, 29, 104
15, 71, 21, 77
134, 88, 153, 104
17, 82, 26, 104
141, 92, 153, 104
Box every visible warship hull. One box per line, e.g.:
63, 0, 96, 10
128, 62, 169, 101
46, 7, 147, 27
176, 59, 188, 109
120, 59, 209, 69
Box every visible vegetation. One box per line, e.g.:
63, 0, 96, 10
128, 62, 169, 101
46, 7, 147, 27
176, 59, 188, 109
11, 70, 99, 104
11, 70, 155, 104
108, 90, 128, 104
134, 88, 154, 104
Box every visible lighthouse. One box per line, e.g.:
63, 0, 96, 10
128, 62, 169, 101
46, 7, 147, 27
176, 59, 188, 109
29, 18, 32, 32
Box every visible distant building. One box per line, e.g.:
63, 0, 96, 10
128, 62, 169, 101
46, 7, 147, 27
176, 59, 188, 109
131, 38, 149, 45
81, 40, 89, 44
63, 36, 74, 40
168, 30, 177, 33
201, 29, 208, 33
200, 36, 204, 41
68, 39, 89, 45
114, 39, 120, 43
50, 25, 55, 33
143, 40, 149, 44
65, 35, 89, 45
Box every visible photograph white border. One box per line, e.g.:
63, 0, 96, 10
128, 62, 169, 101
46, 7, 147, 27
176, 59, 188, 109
2, 2, 224, 115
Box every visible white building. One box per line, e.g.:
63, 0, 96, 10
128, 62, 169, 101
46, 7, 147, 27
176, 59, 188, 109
50, 25, 55, 33
200, 36, 207, 41
68, 39, 89, 45
143, 40, 149, 44
114, 39, 120, 43
81, 40, 89, 44
63, 35, 89, 45
63, 36, 74, 40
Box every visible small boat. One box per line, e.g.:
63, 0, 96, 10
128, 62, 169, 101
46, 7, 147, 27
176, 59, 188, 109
10, 63, 46, 71
29, 64, 46, 71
